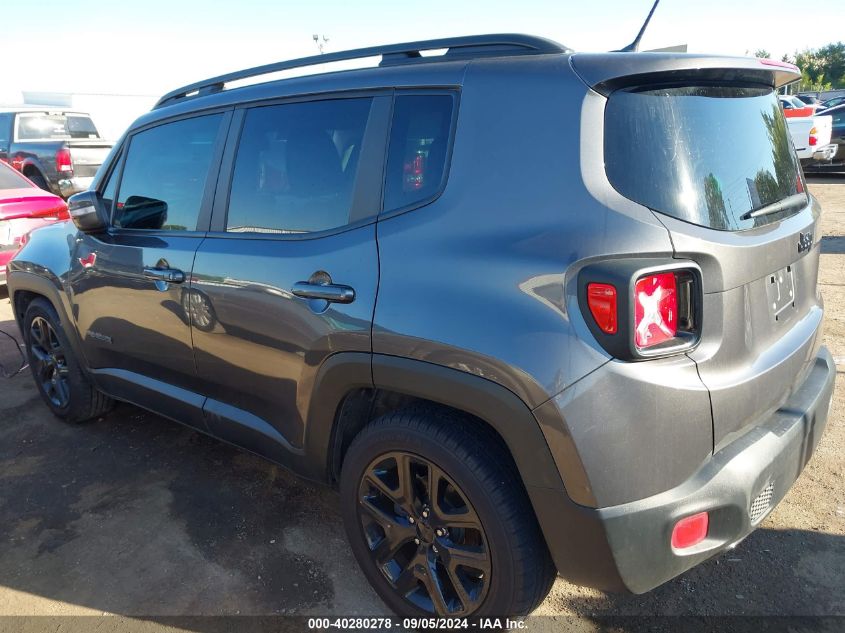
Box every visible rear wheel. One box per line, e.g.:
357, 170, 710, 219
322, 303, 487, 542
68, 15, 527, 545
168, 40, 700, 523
340, 405, 556, 618
25, 170, 50, 192
23, 299, 112, 422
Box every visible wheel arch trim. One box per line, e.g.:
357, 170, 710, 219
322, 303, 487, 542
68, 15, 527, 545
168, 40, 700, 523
7, 270, 89, 372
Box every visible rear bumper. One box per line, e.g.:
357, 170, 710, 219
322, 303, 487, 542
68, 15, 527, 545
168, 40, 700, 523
800, 143, 839, 163
539, 347, 835, 593
57, 176, 93, 198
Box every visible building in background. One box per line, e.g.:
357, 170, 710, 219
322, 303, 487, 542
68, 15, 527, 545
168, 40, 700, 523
0, 90, 155, 140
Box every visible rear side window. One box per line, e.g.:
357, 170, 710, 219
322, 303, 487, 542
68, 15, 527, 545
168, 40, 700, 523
383, 94, 453, 212
114, 114, 222, 231
605, 86, 804, 231
226, 98, 373, 234
15, 113, 100, 140
0, 163, 30, 190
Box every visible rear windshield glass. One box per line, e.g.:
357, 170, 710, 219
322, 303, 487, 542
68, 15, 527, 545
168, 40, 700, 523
605, 86, 805, 231
15, 113, 100, 141
0, 164, 29, 190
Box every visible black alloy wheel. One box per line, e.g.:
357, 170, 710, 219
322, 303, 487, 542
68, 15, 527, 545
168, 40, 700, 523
28, 315, 71, 409
357, 451, 491, 616
23, 298, 113, 422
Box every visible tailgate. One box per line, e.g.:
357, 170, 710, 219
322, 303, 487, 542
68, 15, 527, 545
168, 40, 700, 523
810, 114, 833, 146
659, 208, 823, 448
591, 57, 825, 448
69, 141, 113, 178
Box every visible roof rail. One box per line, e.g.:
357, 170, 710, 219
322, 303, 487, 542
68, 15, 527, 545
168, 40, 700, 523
154, 34, 569, 108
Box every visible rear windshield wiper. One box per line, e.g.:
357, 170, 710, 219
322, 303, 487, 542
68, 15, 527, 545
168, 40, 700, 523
739, 193, 808, 221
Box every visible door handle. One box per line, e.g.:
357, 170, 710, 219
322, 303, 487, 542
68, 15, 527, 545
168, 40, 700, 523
292, 281, 355, 304
143, 267, 185, 284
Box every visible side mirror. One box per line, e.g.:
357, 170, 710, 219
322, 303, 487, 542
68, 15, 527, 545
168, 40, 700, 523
67, 190, 110, 233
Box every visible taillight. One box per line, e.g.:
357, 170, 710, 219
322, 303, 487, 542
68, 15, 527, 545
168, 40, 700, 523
403, 152, 425, 191
586, 283, 617, 334
56, 148, 73, 173
579, 262, 700, 360
634, 273, 677, 349
809, 126, 818, 147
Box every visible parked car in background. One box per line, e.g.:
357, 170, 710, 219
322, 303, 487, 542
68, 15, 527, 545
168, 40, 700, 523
0, 109, 113, 199
0, 161, 68, 285
818, 95, 845, 111
779, 95, 815, 117
803, 104, 845, 171
796, 94, 820, 105
786, 112, 837, 165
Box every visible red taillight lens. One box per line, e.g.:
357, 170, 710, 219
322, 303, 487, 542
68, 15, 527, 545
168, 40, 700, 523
671, 512, 709, 549
403, 153, 425, 191
56, 148, 73, 173
634, 272, 677, 349
809, 126, 818, 147
586, 283, 617, 334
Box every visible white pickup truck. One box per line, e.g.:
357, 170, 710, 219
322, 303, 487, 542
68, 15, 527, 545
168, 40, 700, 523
787, 114, 837, 165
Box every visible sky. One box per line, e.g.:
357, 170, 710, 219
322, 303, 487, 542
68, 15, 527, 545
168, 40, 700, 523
3, 0, 844, 98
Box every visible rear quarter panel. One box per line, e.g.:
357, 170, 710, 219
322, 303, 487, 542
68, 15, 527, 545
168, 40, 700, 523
373, 56, 675, 408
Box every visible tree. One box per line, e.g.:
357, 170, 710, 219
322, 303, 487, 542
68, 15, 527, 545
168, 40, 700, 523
793, 42, 845, 90
754, 49, 771, 59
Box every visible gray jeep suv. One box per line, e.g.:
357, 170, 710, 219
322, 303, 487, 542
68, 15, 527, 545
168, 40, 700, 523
6, 35, 836, 617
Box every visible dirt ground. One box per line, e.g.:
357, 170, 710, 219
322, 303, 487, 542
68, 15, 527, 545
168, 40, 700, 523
0, 178, 843, 632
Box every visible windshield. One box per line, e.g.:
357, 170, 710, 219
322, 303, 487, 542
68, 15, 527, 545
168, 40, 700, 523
605, 85, 805, 231
15, 113, 100, 141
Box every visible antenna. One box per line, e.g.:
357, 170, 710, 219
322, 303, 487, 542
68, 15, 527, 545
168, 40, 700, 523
616, 0, 661, 53
312, 34, 329, 55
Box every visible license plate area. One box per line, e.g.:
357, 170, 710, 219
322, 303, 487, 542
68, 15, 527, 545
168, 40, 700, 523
766, 265, 796, 321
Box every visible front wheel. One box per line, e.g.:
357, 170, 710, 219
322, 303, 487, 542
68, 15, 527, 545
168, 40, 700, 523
340, 405, 556, 618
23, 298, 113, 422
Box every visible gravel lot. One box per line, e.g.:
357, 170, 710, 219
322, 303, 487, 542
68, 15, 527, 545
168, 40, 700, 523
0, 178, 842, 631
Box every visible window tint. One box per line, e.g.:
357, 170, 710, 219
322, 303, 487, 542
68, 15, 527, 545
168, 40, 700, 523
227, 98, 372, 234
100, 158, 119, 214
384, 94, 453, 212
15, 113, 100, 140
114, 114, 222, 231
0, 162, 30, 190
605, 86, 804, 231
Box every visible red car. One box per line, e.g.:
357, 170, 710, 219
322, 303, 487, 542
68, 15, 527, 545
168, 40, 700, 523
0, 161, 69, 285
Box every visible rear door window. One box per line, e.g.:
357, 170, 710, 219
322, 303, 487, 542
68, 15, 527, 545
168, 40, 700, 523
383, 94, 454, 212
605, 86, 805, 231
15, 113, 101, 140
226, 98, 373, 234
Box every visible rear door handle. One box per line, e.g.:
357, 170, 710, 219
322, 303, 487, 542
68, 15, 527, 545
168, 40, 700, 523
143, 267, 185, 284
292, 281, 355, 304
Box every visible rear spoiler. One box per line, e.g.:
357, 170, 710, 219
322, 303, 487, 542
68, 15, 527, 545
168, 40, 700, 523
571, 53, 801, 96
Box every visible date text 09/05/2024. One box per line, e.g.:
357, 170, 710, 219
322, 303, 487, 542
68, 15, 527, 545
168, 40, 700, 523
307, 617, 528, 629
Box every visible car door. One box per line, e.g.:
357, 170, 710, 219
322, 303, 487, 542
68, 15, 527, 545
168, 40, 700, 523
188, 94, 389, 465
69, 111, 231, 427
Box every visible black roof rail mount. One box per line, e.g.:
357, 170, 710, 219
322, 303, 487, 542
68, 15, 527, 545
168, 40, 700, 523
155, 34, 570, 109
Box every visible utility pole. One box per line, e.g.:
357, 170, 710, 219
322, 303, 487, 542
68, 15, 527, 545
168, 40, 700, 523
312, 34, 329, 54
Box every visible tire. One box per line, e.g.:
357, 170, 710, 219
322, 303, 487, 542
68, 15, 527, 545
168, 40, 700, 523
340, 405, 556, 618
26, 170, 50, 192
23, 298, 113, 423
